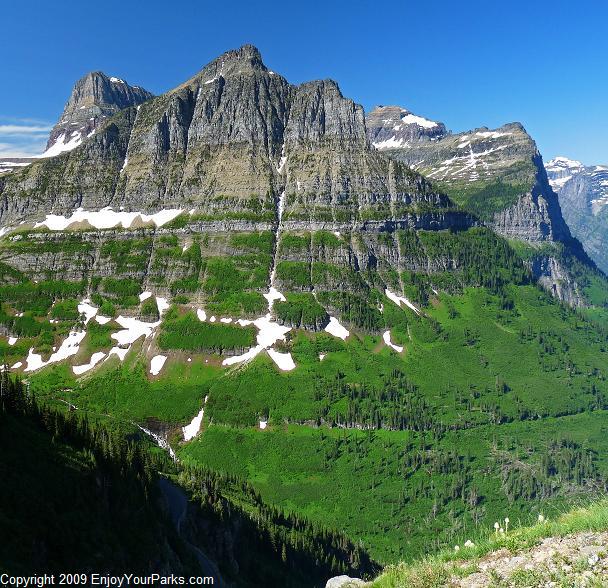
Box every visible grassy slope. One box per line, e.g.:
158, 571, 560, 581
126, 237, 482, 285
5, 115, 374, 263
171, 285, 608, 563
20, 281, 608, 565
372, 500, 608, 587
5, 223, 608, 568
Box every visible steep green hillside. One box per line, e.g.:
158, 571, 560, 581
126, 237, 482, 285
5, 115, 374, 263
9, 237, 608, 564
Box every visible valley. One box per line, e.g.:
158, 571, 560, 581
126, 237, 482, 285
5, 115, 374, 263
1, 44, 608, 585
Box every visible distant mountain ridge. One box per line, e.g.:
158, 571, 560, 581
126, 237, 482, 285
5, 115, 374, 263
547, 156, 608, 273
366, 106, 597, 306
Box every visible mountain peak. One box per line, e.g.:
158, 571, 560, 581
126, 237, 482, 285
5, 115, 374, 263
42, 70, 153, 156
225, 43, 263, 62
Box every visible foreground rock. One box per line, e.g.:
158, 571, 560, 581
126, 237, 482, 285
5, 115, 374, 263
450, 531, 608, 587
325, 575, 368, 588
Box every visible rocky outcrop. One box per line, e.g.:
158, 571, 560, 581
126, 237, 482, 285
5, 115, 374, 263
325, 575, 368, 588
449, 531, 608, 587
44, 71, 153, 156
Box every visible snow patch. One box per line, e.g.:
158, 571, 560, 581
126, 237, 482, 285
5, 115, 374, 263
264, 287, 286, 310
111, 316, 159, 346
182, 396, 208, 441
259, 420, 268, 430
25, 330, 87, 372
383, 330, 403, 353
150, 355, 167, 376
35, 207, 183, 231
8, 337, 17, 346
267, 348, 296, 371
324, 316, 349, 340
385, 288, 421, 315
73, 351, 106, 375
196, 308, 207, 322
139, 291, 152, 302
77, 299, 98, 324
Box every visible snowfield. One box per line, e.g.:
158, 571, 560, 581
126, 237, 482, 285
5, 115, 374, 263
34, 207, 183, 231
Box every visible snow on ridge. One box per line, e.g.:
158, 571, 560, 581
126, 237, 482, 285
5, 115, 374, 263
547, 156, 584, 170
110, 76, 125, 84
400, 113, 438, 129
34, 207, 183, 231
39, 132, 83, 158
373, 136, 409, 150
474, 131, 512, 140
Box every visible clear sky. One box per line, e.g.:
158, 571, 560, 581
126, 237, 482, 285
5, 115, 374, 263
1, 0, 606, 163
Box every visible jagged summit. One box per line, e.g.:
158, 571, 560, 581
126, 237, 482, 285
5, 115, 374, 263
179, 44, 272, 88
43, 71, 153, 157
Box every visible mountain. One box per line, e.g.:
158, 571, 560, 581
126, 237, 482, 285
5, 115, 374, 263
546, 156, 608, 274
3, 45, 608, 576
0, 45, 468, 236
366, 107, 598, 306
43, 70, 153, 157
0, 71, 152, 175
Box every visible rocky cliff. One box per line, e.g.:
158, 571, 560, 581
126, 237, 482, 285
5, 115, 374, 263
0, 46, 468, 235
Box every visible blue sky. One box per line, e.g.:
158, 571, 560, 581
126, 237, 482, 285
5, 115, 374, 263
1, 0, 606, 163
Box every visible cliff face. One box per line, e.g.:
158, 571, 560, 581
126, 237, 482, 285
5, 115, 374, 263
0, 47, 602, 312
366, 107, 599, 306
0, 46, 468, 235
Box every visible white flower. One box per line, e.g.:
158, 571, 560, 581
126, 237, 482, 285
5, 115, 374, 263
538, 514, 545, 523
454, 545, 460, 551
588, 554, 599, 567
504, 517, 510, 524
494, 522, 500, 530
499, 528, 505, 534
464, 540, 475, 548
